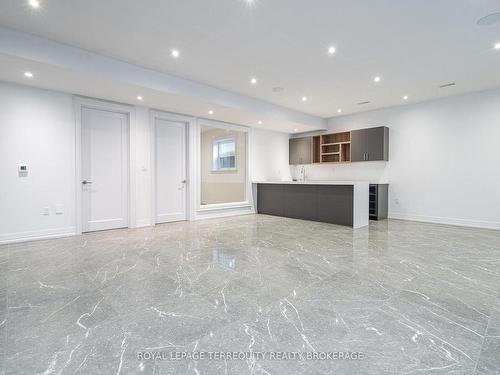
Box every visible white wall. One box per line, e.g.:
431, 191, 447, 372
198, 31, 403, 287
0, 81, 287, 243
0, 82, 76, 242
297, 89, 500, 229
251, 128, 291, 182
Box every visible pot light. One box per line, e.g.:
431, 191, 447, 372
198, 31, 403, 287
301, 96, 308, 102
258, 120, 263, 125
403, 95, 408, 100
373, 76, 381, 83
171, 49, 180, 58
137, 96, 143, 101
328, 46, 336, 55
293, 129, 299, 132
28, 0, 40, 8
337, 108, 342, 113
494, 42, 500, 50
24, 71, 33, 78
208, 110, 214, 115
250, 77, 257, 85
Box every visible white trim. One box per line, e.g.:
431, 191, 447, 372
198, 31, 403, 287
388, 212, 500, 231
149, 110, 195, 225
0, 227, 77, 244
194, 206, 254, 221
135, 218, 152, 228
194, 119, 254, 219
73, 97, 136, 234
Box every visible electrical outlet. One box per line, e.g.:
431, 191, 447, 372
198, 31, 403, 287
55, 204, 63, 215
42, 207, 50, 216
395, 198, 400, 205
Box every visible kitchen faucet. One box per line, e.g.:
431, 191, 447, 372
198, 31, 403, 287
299, 165, 306, 182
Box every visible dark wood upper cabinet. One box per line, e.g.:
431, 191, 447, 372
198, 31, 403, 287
350, 129, 366, 162
351, 126, 389, 162
289, 126, 389, 164
289, 137, 312, 164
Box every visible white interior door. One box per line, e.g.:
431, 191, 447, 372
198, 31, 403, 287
155, 119, 187, 223
82, 108, 128, 232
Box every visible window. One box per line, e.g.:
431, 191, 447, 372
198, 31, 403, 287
212, 138, 236, 171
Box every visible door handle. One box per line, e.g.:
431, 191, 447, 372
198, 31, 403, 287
181, 180, 187, 184
82, 180, 93, 185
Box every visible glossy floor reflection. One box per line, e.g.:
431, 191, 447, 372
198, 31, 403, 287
1, 215, 500, 374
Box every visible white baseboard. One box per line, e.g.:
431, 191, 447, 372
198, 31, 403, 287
194, 205, 255, 221
134, 218, 153, 228
389, 212, 500, 231
0, 226, 77, 244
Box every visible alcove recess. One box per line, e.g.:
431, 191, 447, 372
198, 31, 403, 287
312, 131, 351, 163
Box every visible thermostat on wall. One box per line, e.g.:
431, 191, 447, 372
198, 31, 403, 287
18, 165, 28, 173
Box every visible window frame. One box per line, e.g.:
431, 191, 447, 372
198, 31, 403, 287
212, 137, 237, 172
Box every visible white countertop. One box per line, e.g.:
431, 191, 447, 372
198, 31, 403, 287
252, 180, 370, 186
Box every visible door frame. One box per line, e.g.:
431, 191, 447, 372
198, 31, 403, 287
74, 97, 136, 235
149, 110, 194, 225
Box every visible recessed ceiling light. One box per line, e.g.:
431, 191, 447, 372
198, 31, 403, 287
28, 0, 40, 8
257, 120, 263, 125
171, 49, 180, 58
250, 77, 257, 85
137, 96, 143, 101
24, 71, 33, 78
494, 42, 500, 50
373, 76, 381, 83
208, 110, 214, 115
328, 46, 336, 55
403, 95, 408, 100
337, 108, 342, 113
293, 129, 299, 132
301, 96, 308, 102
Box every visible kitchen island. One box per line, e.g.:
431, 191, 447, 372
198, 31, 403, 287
252, 181, 369, 229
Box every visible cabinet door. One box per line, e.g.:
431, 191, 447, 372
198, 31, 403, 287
364, 127, 387, 161
350, 129, 366, 162
289, 137, 312, 164
257, 184, 284, 216
283, 184, 317, 220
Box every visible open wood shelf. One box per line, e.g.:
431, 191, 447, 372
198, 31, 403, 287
313, 131, 352, 164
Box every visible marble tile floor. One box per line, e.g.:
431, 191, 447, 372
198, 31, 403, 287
0, 214, 499, 374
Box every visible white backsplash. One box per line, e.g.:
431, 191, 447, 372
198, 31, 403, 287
290, 161, 390, 184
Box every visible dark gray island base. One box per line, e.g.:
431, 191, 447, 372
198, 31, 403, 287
255, 181, 369, 228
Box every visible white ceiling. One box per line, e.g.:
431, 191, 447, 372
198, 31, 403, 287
0, 0, 500, 119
